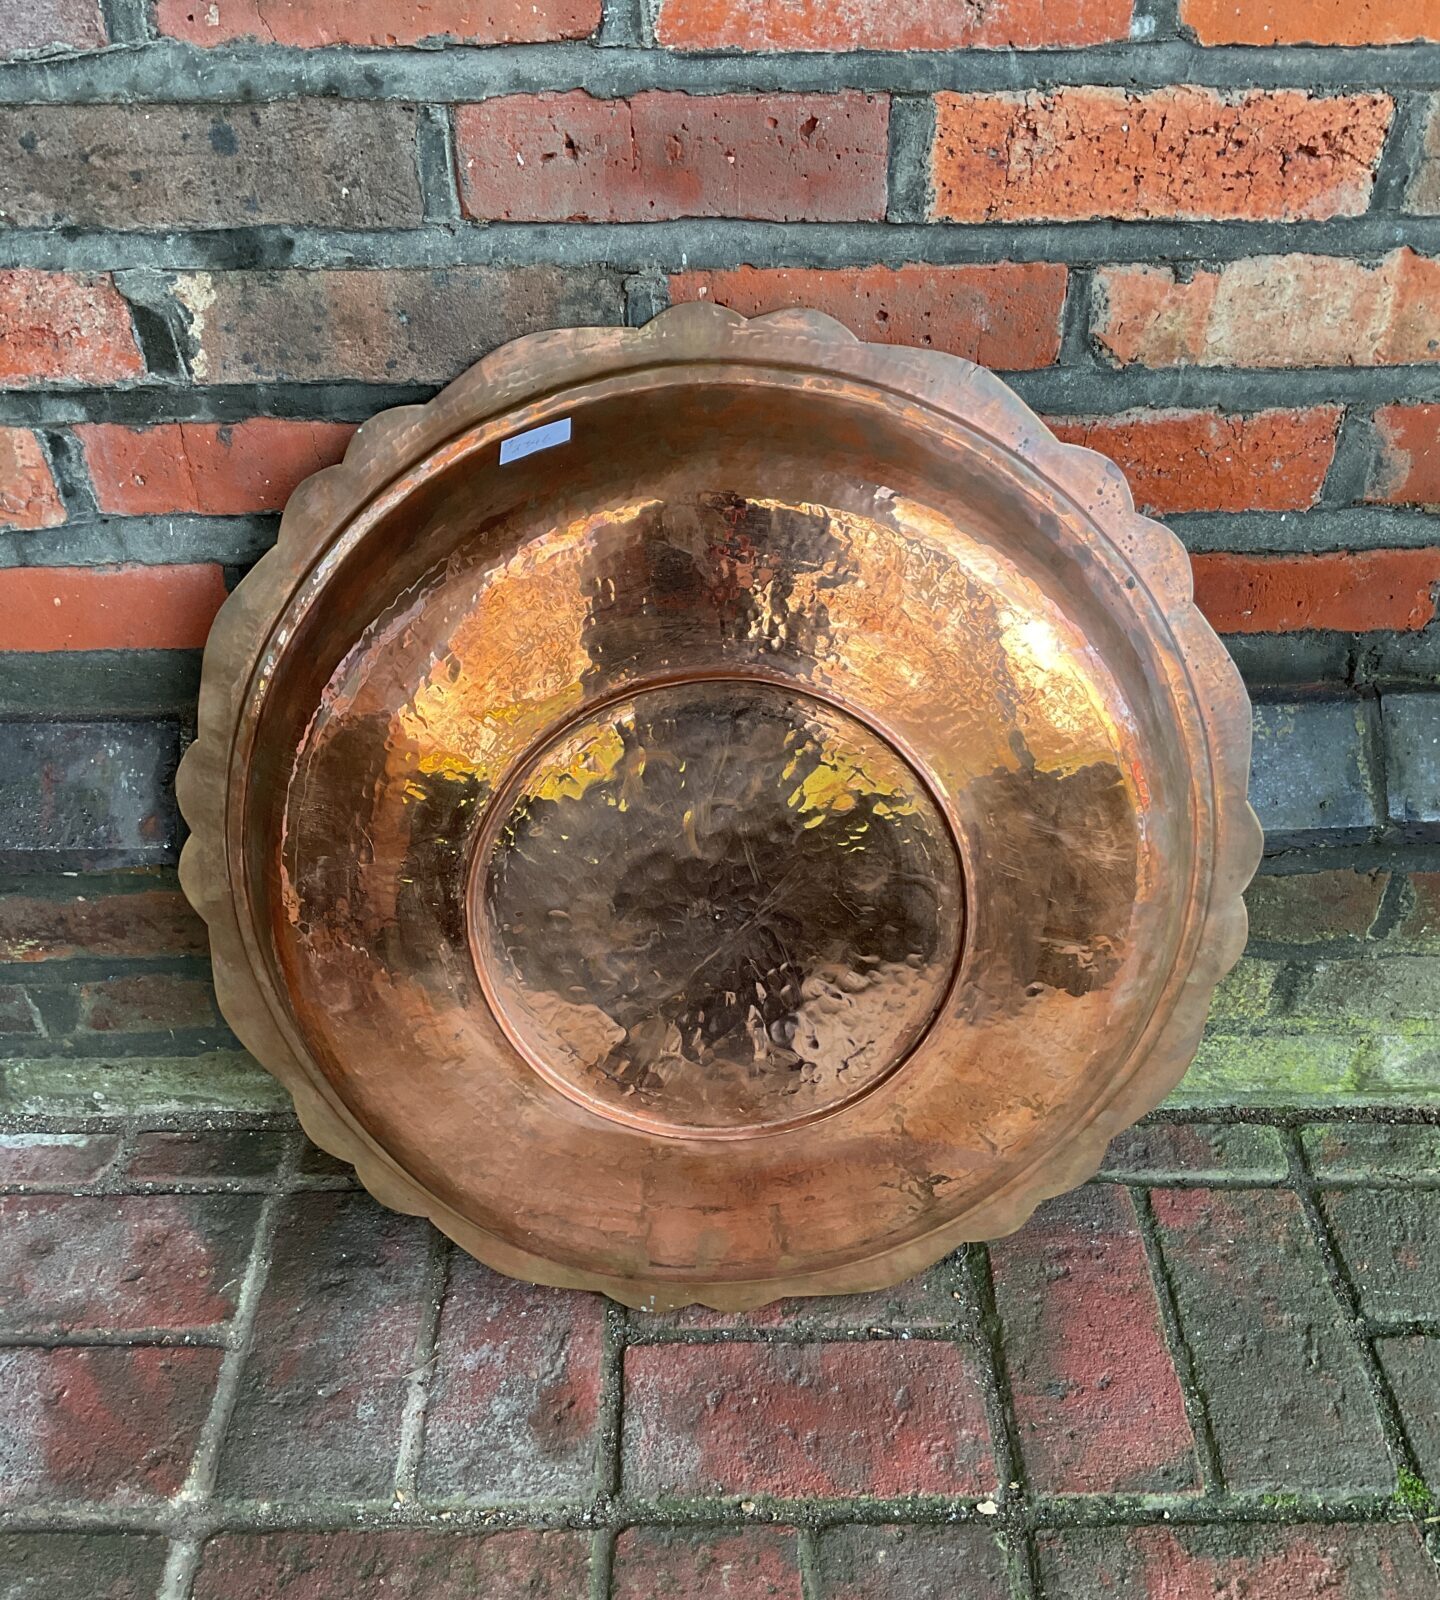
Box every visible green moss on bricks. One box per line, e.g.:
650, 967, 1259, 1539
1205, 958, 1284, 1025
1170, 1033, 1367, 1105
1294, 958, 1440, 1036
1396, 1467, 1432, 1516
0, 1051, 287, 1116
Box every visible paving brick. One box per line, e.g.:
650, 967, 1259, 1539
1249, 700, 1377, 839
0, 427, 64, 531
1193, 550, 1440, 636
217, 1192, 432, 1498
0, 103, 422, 232
0, 721, 182, 868
1035, 1523, 1435, 1596
0, 1533, 167, 1600
0, 1193, 258, 1334
77, 419, 357, 516
1368, 404, 1440, 508
0, 270, 143, 388
933, 89, 1388, 222
812, 1525, 1013, 1599
191, 1530, 591, 1599
0, 882, 206, 962
1152, 1187, 1392, 1491
1384, 693, 1440, 827
1099, 1122, 1289, 1182
1092, 250, 1440, 368
156, 0, 599, 45
622, 1341, 993, 1499
669, 263, 1067, 369
0, 1131, 119, 1186
1304, 1124, 1440, 1182
175, 267, 624, 385
1322, 1188, 1440, 1322
77, 973, 218, 1034
0, 0, 105, 58
1047, 407, 1339, 515
0, 566, 228, 652
990, 1186, 1196, 1494
455, 93, 888, 223
1245, 870, 1388, 946
656, 0, 1130, 48
612, 1527, 802, 1599
125, 1130, 288, 1183
1375, 1337, 1440, 1482
419, 1254, 603, 1502
0, 1345, 220, 1502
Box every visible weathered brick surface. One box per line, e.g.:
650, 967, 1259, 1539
157, 0, 600, 45
0, 1193, 258, 1333
1297, 956, 1440, 1031
0, 0, 105, 58
1303, 1123, 1440, 1181
1192, 550, 1440, 635
1392, 875, 1440, 952
0, 1345, 220, 1502
1384, 694, 1440, 827
1369, 405, 1440, 508
175, 267, 624, 384
656, 0, 1131, 49
1099, 1122, 1289, 1182
1409, 99, 1440, 214
0, 1534, 168, 1600
1036, 1523, 1436, 1596
1249, 700, 1377, 839
1092, 250, 1440, 368
1047, 407, 1339, 514
0, 1130, 119, 1185
1323, 1188, 1440, 1321
0, 270, 143, 387
1375, 1337, 1440, 1480
1181, 0, 1439, 44
622, 1341, 994, 1498
77, 972, 218, 1033
0, 427, 64, 531
668, 263, 1067, 368
1151, 1187, 1392, 1490
192, 1530, 592, 1599
77, 419, 358, 516
812, 1525, 1013, 1599
454, 93, 889, 223
932, 89, 1389, 222
0, 103, 423, 231
612, 1527, 802, 1599
0, 565, 228, 652
419, 1255, 604, 1502
126, 1129, 288, 1182
217, 1193, 431, 1498
1245, 870, 1388, 945
989, 1186, 1196, 1494
0, 883, 206, 962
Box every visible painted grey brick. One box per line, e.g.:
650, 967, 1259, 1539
1383, 692, 1440, 828
1249, 700, 1378, 842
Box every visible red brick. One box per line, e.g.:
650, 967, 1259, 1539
455, 92, 889, 223
1192, 549, 1440, 635
1181, 0, 1438, 44
1368, 404, 1440, 508
668, 263, 1067, 369
990, 1186, 1196, 1494
175, 266, 624, 385
1100, 1123, 1288, 1181
156, 0, 599, 45
77, 973, 218, 1033
0, 982, 44, 1035
657, 0, 1130, 47
814, 1526, 1012, 1599
0, 1194, 259, 1334
1245, 869, 1388, 944
0, 1346, 220, 1502
0, 1132, 119, 1186
0, 0, 105, 58
0, 427, 64, 530
0, 565, 228, 652
612, 1528, 802, 1599
933, 89, 1389, 223
1322, 1189, 1440, 1321
0, 1534, 167, 1600
77, 419, 356, 516
1151, 1188, 1391, 1490
216, 1193, 432, 1497
1093, 250, 1440, 368
126, 1130, 288, 1183
1049, 407, 1339, 514
192, 1530, 591, 1600
1036, 1523, 1434, 1596
419, 1254, 604, 1501
0, 886, 207, 962
622, 1342, 993, 1498
0, 270, 143, 388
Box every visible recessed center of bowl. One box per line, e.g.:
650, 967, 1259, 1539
469, 678, 963, 1136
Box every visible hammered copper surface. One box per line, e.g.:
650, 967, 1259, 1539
178, 304, 1261, 1309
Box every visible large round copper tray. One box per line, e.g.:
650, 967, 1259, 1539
179, 305, 1260, 1310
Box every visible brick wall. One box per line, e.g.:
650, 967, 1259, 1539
0, 2, 1438, 1109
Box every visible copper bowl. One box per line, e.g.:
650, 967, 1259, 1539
179, 305, 1260, 1310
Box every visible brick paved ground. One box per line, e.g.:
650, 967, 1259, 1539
0, 1112, 1437, 1598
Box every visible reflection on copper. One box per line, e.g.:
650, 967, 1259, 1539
178, 305, 1261, 1310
